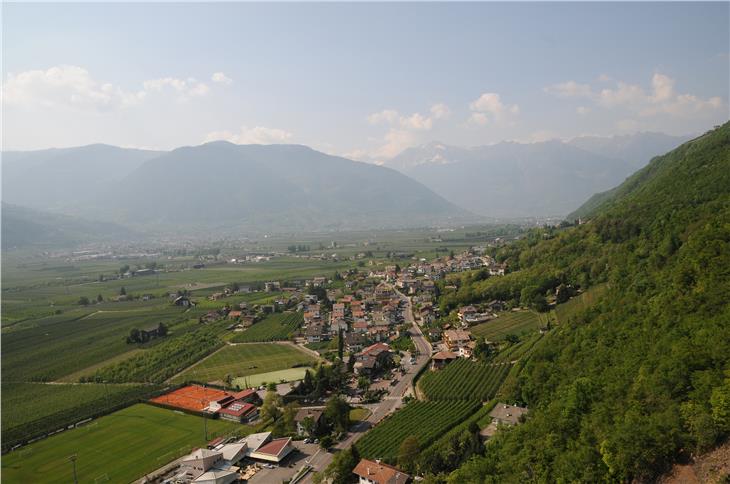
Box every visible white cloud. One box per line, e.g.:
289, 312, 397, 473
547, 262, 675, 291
543, 81, 593, 98
545, 72, 725, 120
576, 106, 590, 115
430, 103, 451, 120
367, 109, 400, 125
1, 65, 144, 111
203, 125, 293, 145
468, 92, 519, 124
1, 65, 223, 113
211, 72, 233, 85
366, 103, 450, 158
142, 76, 209, 98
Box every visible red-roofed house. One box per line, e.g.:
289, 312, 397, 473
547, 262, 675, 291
353, 458, 411, 484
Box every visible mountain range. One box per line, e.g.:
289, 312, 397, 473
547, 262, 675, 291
2, 142, 469, 239
385, 132, 690, 218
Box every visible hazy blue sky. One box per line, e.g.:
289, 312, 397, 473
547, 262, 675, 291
3, 2, 728, 159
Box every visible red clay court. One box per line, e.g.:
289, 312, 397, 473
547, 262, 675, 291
150, 385, 229, 412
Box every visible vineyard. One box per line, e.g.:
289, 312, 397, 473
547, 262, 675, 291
230, 311, 303, 343
88, 330, 223, 383
418, 359, 511, 401
357, 400, 480, 462
492, 332, 544, 363
470, 310, 543, 340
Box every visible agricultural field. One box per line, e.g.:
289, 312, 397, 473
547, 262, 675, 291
230, 311, 303, 343
88, 329, 224, 384
2, 304, 197, 383
469, 310, 544, 341
357, 400, 480, 462
171, 342, 318, 384
1, 404, 243, 484
418, 359, 511, 401
1, 382, 159, 450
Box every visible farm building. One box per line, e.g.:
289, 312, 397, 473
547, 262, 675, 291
480, 403, 529, 441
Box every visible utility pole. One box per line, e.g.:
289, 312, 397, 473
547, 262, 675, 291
68, 454, 78, 484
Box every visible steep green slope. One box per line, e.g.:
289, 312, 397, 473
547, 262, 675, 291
439, 123, 730, 482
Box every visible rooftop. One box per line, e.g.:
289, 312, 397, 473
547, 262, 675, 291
352, 458, 410, 484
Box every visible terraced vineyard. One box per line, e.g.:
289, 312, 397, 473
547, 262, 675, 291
419, 359, 511, 401
230, 311, 303, 343
357, 400, 480, 462
554, 284, 608, 324
469, 310, 542, 340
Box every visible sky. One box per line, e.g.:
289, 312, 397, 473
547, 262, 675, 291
2, 2, 729, 160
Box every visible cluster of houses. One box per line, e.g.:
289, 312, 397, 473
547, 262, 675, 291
299, 281, 407, 352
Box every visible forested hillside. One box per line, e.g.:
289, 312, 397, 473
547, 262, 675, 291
441, 123, 730, 482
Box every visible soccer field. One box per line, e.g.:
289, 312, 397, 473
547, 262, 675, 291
1, 404, 242, 484
171, 342, 318, 384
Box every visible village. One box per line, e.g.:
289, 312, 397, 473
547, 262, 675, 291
133, 247, 529, 484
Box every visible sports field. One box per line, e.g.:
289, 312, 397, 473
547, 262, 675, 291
171, 342, 318, 384
232, 367, 312, 388
150, 385, 230, 412
1, 404, 242, 484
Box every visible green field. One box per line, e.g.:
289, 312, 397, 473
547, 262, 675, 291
470, 310, 543, 341
232, 367, 312, 388
230, 311, 303, 343
1, 382, 158, 449
357, 400, 480, 462
1, 404, 243, 484
419, 359, 511, 401
172, 342, 318, 384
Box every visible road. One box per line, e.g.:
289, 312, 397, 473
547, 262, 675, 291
298, 286, 432, 482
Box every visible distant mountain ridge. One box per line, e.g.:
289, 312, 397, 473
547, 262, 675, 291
1, 203, 136, 249
2, 142, 471, 236
384, 132, 690, 218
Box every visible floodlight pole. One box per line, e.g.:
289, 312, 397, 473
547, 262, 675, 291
68, 454, 78, 484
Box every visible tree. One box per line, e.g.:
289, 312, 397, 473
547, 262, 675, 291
321, 446, 359, 484
319, 435, 333, 449
119, 265, 129, 275
302, 369, 314, 394
120, 286, 127, 296
128, 328, 140, 343
324, 395, 350, 434
282, 402, 300, 435
338, 328, 344, 360
473, 339, 493, 362
357, 376, 371, 392
78, 296, 90, 306
157, 322, 168, 337
398, 435, 420, 474
96, 294, 103, 303
260, 390, 283, 422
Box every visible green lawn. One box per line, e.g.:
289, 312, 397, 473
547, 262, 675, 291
470, 310, 542, 340
1, 404, 242, 484
171, 343, 318, 384
232, 367, 312, 388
